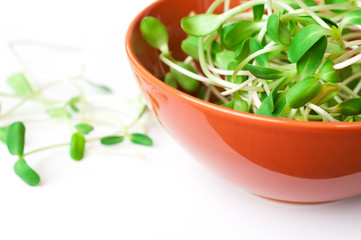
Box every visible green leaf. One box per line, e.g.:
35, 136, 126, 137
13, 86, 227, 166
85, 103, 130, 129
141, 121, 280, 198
0, 126, 9, 144
245, 64, 284, 80
297, 36, 327, 78
249, 38, 269, 66
311, 83, 340, 105
339, 10, 361, 32
7, 73, 34, 97
256, 92, 289, 118
164, 73, 178, 89
336, 98, 361, 116
140, 17, 169, 53
318, 59, 339, 83
288, 24, 330, 63
129, 133, 153, 146
280, 0, 317, 9
221, 20, 262, 50
75, 123, 94, 135
181, 14, 221, 37
181, 37, 200, 60
70, 132, 85, 161
234, 38, 250, 62
46, 107, 71, 119
267, 14, 291, 46
233, 92, 248, 112
170, 62, 199, 92
100, 136, 124, 145
215, 51, 235, 69
7, 122, 25, 156
286, 76, 321, 108
253, 4, 264, 22
14, 158, 40, 186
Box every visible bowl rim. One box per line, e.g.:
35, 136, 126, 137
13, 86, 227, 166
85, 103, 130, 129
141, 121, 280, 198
125, 0, 361, 131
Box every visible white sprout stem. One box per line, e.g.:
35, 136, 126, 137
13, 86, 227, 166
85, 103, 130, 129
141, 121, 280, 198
343, 71, 361, 85
353, 80, 361, 94
334, 46, 361, 64
345, 40, 361, 48
251, 91, 262, 108
207, 0, 225, 13
337, 83, 360, 98
293, 0, 331, 29
183, 56, 193, 64
221, 77, 256, 96
266, 0, 272, 16
258, 79, 271, 95
285, 4, 361, 15
334, 52, 361, 70
287, 108, 298, 119
343, 32, 361, 41
257, 23, 268, 42
159, 55, 209, 83
233, 42, 280, 79
208, 65, 251, 76
224, 0, 230, 12
307, 103, 339, 122
210, 86, 229, 103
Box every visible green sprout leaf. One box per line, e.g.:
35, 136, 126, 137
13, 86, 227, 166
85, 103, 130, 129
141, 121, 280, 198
0, 126, 9, 144
170, 62, 199, 92
339, 10, 361, 32
100, 136, 124, 146
233, 92, 248, 112
7, 73, 34, 97
75, 123, 94, 135
181, 36, 200, 60
267, 14, 291, 46
181, 14, 221, 37
336, 98, 361, 116
245, 64, 284, 80
249, 38, 269, 66
14, 158, 40, 186
297, 36, 327, 78
70, 132, 85, 161
129, 133, 153, 146
221, 20, 262, 50
7, 122, 25, 156
317, 59, 339, 83
140, 17, 169, 53
288, 24, 330, 63
253, 4, 264, 22
215, 51, 235, 69
164, 73, 178, 89
286, 76, 321, 108
234, 38, 250, 62
311, 83, 340, 105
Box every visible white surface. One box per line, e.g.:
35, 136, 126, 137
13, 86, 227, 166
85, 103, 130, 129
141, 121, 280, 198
1, 1, 361, 239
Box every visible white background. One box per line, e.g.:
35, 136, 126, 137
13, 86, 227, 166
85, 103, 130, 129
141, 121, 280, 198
1, 0, 361, 239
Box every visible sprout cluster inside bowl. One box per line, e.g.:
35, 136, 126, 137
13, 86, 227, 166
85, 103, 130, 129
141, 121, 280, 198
140, 0, 361, 123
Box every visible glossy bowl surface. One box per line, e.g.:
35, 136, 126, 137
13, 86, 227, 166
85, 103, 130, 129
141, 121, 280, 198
126, 0, 361, 203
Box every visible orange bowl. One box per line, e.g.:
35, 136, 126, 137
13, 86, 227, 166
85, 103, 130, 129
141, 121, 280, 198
126, 0, 361, 203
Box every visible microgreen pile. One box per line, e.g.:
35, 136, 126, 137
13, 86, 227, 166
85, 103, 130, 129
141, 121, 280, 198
0, 41, 153, 186
140, 0, 361, 122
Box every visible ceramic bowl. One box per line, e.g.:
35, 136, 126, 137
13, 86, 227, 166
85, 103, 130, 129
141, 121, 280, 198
125, 0, 361, 204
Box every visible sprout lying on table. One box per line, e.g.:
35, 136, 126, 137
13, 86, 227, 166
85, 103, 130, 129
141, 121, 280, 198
140, 0, 361, 122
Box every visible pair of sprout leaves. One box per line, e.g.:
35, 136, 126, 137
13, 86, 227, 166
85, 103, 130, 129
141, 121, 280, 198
140, 1, 361, 120
0, 122, 152, 186
0, 73, 153, 186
